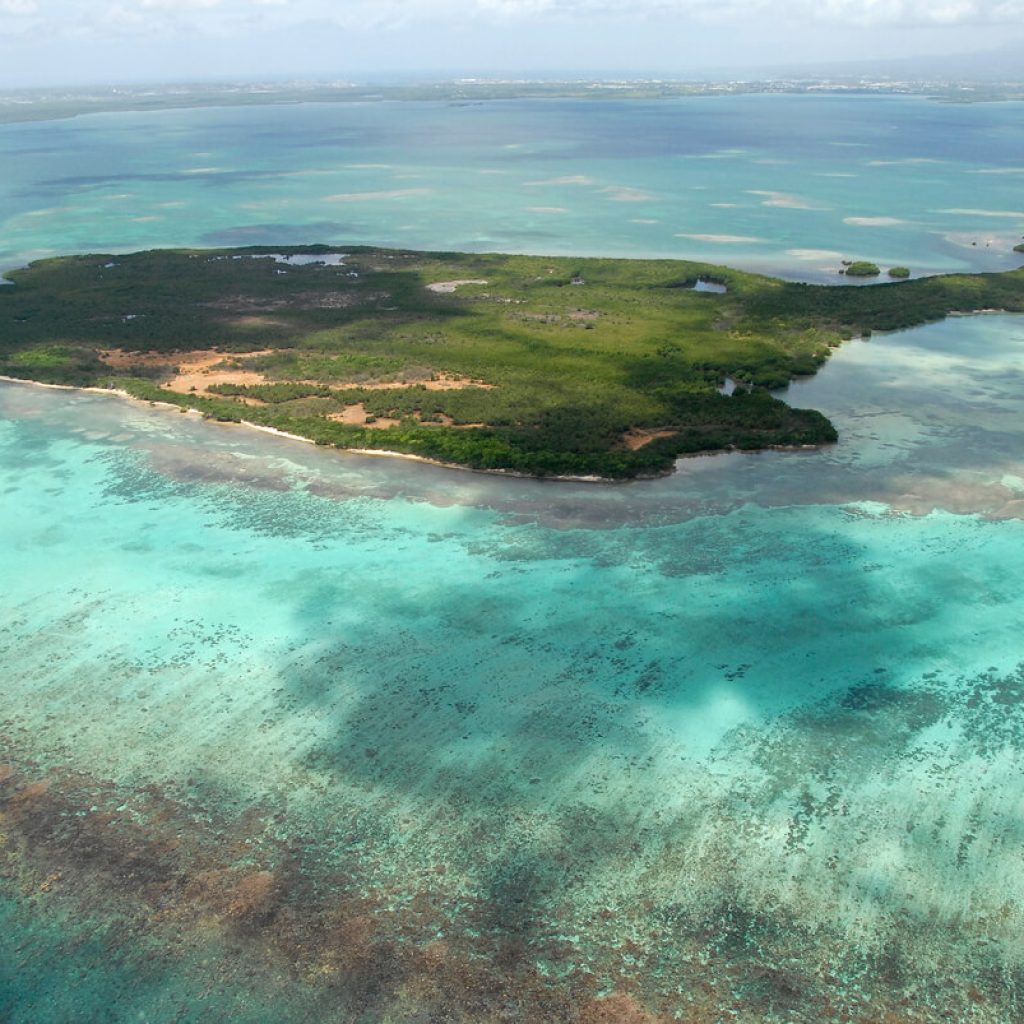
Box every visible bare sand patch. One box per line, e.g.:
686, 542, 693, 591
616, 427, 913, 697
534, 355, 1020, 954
328, 404, 486, 430
422, 374, 494, 391
230, 315, 290, 328
426, 279, 488, 293
164, 350, 275, 396
166, 369, 268, 395
99, 348, 198, 370
101, 349, 493, 399
328, 404, 401, 429
99, 349, 276, 397
623, 428, 678, 450
332, 375, 494, 391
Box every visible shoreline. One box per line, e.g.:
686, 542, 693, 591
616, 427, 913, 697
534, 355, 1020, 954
0, 372, 840, 491
0, 374, 649, 484
0, 373, 823, 484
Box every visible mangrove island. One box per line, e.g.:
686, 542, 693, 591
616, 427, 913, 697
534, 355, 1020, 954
3, 246, 1023, 479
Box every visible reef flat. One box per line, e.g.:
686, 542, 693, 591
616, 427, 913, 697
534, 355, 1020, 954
3, 245, 1023, 478
4, 309, 1024, 1022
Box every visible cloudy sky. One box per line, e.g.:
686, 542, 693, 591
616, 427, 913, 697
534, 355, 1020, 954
0, 0, 1021, 88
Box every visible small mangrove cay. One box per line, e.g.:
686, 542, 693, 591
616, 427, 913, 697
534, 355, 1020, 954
3, 245, 1024, 478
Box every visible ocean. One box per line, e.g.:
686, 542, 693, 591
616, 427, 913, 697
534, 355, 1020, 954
1, 94, 1024, 1022
2, 94, 1023, 280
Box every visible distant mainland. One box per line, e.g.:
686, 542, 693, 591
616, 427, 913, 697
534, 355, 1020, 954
3, 246, 1023, 479
3, 69, 1024, 126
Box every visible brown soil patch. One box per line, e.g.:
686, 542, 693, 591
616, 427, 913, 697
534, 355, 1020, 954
165, 369, 268, 396
230, 315, 290, 328
569, 309, 600, 321
622, 428, 678, 451
0, 764, 13, 785
99, 348, 276, 401
327, 405, 485, 430
101, 348, 493, 403
425, 375, 493, 390
340, 375, 493, 392
151, 350, 275, 397
100, 348, 206, 370
328, 404, 401, 429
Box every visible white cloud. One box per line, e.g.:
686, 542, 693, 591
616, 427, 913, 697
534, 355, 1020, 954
1, 0, 1022, 78
9, 0, 1024, 31
137, 0, 222, 9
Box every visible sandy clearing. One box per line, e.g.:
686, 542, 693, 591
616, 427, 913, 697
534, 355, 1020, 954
425, 279, 489, 293
229, 315, 291, 328
327, 403, 401, 428
161, 350, 275, 396
328, 404, 487, 430
165, 369, 268, 396
99, 348, 204, 370
623, 428, 678, 451
341, 374, 494, 391
100, 348, 494, 400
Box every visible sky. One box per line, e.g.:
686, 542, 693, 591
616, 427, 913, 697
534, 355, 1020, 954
0, 0, 1022, 88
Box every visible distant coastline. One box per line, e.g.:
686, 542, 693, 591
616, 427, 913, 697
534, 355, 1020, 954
3, 75, 1024, 126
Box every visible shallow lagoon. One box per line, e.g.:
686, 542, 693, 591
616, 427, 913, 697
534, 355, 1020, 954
2, 313, 1024, 1021
2, 94, 1023, 281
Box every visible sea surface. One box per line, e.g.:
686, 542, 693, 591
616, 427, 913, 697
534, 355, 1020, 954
1, 94, 1023, 282
2, 95, 1024, 1023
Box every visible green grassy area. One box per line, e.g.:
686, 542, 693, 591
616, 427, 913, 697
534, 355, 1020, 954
3, 245, 1023, 478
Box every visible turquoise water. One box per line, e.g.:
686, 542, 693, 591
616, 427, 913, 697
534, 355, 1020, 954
3, 313, 1024, 1021
2, 94, 1023, 281
3, 95, 1024, 1021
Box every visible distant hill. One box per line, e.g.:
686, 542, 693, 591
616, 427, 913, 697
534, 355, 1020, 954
716, 43, 1024, 84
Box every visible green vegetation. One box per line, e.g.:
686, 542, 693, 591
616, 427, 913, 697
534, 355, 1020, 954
888, 266, 911, 279
844, 262, 881, 277
1014, 244, 1024, 255
3, 245, 1023, 478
